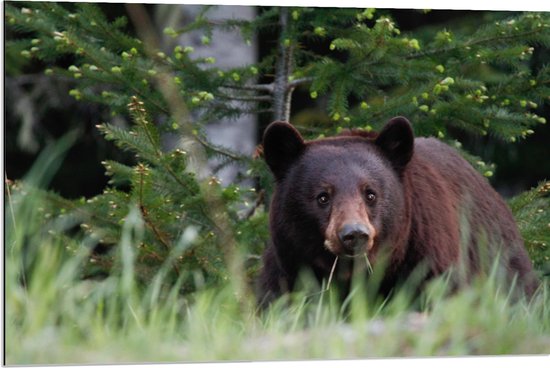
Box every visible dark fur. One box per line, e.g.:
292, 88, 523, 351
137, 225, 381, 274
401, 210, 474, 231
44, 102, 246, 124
258, 117, 539, 307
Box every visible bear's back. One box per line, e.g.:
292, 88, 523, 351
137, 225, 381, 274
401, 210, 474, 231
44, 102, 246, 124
408, 137, 537, 293
412, 137, 510, 217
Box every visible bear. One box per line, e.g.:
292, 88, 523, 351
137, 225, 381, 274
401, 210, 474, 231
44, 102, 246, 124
257, 116, 539, 307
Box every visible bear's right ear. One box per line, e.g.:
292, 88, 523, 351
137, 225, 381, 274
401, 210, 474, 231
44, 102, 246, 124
262, 121, 305, 180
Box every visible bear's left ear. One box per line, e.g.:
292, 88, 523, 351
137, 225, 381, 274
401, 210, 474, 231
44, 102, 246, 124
375, 116, 414, 172
263, 121, 306, 180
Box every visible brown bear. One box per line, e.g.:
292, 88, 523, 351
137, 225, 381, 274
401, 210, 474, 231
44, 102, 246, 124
257, 116, 539, 307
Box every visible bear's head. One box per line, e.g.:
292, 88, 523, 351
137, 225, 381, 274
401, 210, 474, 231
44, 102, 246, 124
263, 117, 414, 262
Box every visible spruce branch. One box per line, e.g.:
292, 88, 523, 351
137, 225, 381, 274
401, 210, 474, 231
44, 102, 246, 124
125, 3, 251, 306
216, 93, 272, 102
221, 83, 274, 93
288, 77, 314, 90
193, 133, 245, 162
408, 24, 549, 61
222, 79, 312, 94
126, 96, 214, 225
135, 163, 171, 252
50, 28, 170, 115
243, 189, 265, 221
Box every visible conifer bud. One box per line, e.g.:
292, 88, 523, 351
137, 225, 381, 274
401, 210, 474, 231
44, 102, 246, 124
440, 77, 455, 85
408, 39, 420, 50
314, 27, 326, 37
163, 27, 177, 38
69, 89, 82, 100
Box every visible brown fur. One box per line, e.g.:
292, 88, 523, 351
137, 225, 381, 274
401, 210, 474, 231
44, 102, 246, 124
257, 118, 539, 307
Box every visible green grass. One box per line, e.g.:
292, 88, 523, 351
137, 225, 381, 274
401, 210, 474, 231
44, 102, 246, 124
5, 143, 550, 364
5, 187, 550, 365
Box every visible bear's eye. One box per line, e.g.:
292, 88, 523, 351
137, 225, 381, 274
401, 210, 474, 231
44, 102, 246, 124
365, 190, 376, 203
317, 192, 330, 206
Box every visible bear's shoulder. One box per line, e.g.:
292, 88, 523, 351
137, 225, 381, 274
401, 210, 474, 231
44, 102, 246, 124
412, 137, 472, 172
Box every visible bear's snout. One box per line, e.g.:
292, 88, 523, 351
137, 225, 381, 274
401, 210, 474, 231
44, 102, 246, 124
338, 223, 370, 255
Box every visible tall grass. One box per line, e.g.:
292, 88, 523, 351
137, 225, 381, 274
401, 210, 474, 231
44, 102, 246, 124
6, 193, 550, 364
5, 149, 550, 364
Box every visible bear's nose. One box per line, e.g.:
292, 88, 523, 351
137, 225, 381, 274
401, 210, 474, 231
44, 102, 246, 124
338, 223, 370, 252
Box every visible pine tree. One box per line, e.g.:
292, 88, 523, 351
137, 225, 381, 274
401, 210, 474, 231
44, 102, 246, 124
5, 3, 550, 292
509, 181, 550, 274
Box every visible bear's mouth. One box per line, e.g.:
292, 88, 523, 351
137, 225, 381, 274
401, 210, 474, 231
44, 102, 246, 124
341, 248, 370, 259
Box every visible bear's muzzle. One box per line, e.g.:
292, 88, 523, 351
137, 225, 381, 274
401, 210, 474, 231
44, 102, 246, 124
338, 223, 371, 254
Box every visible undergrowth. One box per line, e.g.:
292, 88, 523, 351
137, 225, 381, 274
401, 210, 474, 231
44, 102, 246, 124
5, 183, 550, 364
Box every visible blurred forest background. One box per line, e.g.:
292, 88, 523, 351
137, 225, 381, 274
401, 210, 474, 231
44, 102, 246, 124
6, 4, 550, 199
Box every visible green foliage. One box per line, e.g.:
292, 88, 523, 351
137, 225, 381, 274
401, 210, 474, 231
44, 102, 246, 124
6, 2, 270, 292
5, 194, 550, 363
301, 11, 550, 140
5, 2, 263, 127
5, 3, 549, 309
510, 181, 550, 274
7, 96, 266, 293
9, 5, 549, 141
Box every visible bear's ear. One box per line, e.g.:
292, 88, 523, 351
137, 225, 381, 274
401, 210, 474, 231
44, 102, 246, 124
263, 121, 305, 180
375, 116, 414, 172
